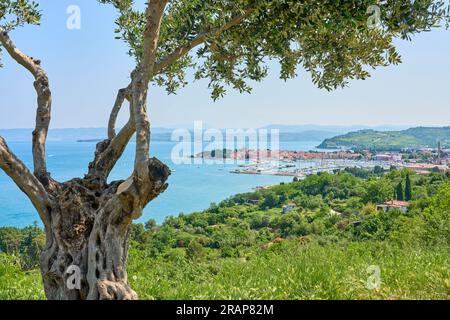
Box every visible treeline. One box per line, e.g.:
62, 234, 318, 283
0, 224, 44, 269
131, 168, 449, 258
1, 168, 450, 265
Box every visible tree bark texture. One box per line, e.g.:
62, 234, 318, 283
39, 159, 169, 300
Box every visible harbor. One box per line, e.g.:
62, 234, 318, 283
230, 158, 396, 177
226, 146, 449, 177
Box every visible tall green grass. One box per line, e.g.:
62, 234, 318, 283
1, 241, 448, 300
127, 241, 450, 300
0, 254, 45, 300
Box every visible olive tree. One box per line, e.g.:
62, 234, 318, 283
0, 0, 448, 300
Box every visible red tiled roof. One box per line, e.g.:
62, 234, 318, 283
383, 200, 410, 207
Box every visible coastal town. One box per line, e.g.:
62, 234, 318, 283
197, 142, 449, 178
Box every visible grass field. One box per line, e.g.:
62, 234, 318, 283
1, 241, 448, 300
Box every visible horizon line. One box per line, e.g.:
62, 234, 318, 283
1, 123, 450, 131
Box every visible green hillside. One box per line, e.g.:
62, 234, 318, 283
318, 127, 450, 151
1, 169, 449, 300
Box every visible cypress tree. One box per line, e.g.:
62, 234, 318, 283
396, 182, 404, 201
405, 174, 412, 201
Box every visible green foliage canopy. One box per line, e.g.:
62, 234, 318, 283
2, 1, 449, 99
101, 0, 449, 99
0, 0, 41, 67
0, 0, 40, 31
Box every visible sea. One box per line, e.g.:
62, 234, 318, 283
0, 138, 323, 228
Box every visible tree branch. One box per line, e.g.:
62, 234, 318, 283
89, 3, 253, 190
0, 137, 51, 228
139, 0, 169, 83
87, 108, 136, 181
129, 0, 167, 206
108, 86, 131, 139
0, 29, 52, 184
153, 8, 255, 75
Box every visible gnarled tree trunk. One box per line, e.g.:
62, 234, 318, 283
0, 1, 169, 298
39, 159, 169, 300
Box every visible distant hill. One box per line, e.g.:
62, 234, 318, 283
318, 126, 450, 151
0, 125, 424, 146
278, 130, 340, 142
263, 124, 409, 134
260, 124, 409, 143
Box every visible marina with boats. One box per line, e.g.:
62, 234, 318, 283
194, 145, 449, 178
229, 158, 395, 178
224, 147, 449, 178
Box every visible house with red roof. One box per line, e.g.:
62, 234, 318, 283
376, 200, 410, 213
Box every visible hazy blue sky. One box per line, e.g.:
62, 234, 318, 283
0, 0, 449, 129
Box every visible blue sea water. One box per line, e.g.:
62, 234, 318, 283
0, 139, 321, 227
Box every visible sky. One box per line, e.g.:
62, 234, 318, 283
0, 0, 449, 130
